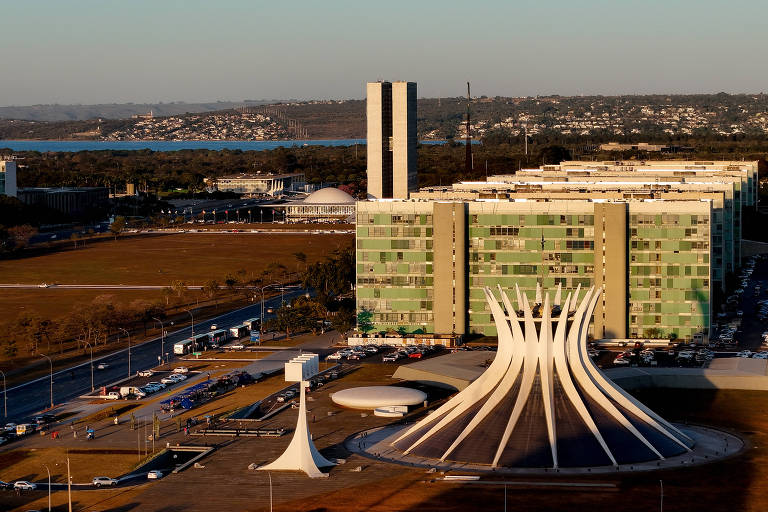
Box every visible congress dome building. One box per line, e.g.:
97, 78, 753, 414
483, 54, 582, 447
282, 187, 356, 224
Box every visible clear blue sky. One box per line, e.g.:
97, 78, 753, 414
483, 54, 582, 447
1, 0, 766, 106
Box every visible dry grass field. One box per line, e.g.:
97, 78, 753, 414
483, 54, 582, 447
0, 231, 353, 326
0, 232, 352, 286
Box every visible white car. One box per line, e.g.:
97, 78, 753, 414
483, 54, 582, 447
105, 392, 121, 400
613, 355, 631, 365
210, 324, 218, 330
160, 376, 178, 384
173, 367, 189, 374
326, 352, 343, 361
96, 363, 109, 370
147, 470, 163, 480
14, 481, 37, 490
138, 370, 153, 377
92, 476, 118, 487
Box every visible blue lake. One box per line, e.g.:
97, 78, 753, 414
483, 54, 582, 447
0, 139, 365, 152
0, 139, 465, 152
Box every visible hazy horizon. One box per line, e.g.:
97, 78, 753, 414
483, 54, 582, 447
2, 0, 766, 107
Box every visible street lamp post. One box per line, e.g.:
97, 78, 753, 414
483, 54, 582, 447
0, 370, 6, 418
67, 456, 72, 512
153, 317, 165, 365
84, 342, 94, 392
185, 309, 195, 350
185, 309, 195, 337
43, 463, 51, 512
258, 283, 278, 343
119, 328, 131, 376
40, 354, 53, 409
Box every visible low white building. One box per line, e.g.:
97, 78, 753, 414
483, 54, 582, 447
281, 187, 356, 223
215, 172, 305, 196
0, 159, 17, 197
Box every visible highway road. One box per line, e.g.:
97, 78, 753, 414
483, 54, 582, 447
2, 289, 306, 423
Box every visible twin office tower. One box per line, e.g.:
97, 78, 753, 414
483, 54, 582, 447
366, 81, 418, 199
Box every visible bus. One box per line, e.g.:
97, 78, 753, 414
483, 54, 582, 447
243, 317, 261, 330
230, 324, 248, 339
174, 338, 194, 355
192, 333, 211, 351
210, 329, 229, 347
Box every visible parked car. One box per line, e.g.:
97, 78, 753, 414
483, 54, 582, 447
138, 370, 153, 377
92, 476, 118, 487
326, 352, 343, 361
147, 381, 166, 389
0, 480, 11, 490
147, 470, 163, 480
173, 367, 189, 374
14, 481, 37, 490
613, 354, 631, 365
105, 392, 121, 400
160, 376, 178, 384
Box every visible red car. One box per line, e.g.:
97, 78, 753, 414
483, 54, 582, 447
408, 351, 423, 359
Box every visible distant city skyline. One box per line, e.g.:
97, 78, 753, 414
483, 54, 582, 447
2, 0, 767, 106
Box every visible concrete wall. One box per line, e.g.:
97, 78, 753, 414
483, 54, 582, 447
366, 82, 392, 199
433, 202, 467, 334
593, 202, 628, 338
391, 82, 417, 199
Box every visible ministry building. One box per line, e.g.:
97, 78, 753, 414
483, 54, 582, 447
356, 155, 760, 343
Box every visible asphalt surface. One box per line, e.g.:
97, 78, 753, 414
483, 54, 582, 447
725, 256, 767, 351
3, 289, 306, 424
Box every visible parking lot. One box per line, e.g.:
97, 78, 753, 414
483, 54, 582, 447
326, 344, 448, 365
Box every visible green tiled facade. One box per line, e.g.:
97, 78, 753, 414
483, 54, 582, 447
356, 199, 715, 342
356, 210, 435, 332
627, 213, 711, 340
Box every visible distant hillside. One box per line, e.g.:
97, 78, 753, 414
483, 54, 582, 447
3, 93, 768, 141
0, 101, 275, 122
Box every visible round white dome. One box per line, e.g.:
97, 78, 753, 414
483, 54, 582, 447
331, 386, 427, 410
303, 187, 355, 204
